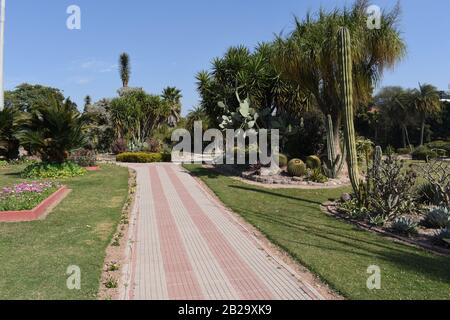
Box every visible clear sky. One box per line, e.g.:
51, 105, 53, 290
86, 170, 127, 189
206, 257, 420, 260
4, 0, 450, 114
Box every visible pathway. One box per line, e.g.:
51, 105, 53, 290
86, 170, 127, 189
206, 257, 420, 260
122, 163, 323, 300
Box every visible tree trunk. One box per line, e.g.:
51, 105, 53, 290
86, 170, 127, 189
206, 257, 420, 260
420, 119, 425, 146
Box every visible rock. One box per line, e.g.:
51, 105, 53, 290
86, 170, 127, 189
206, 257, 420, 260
341, 193, 352, 202
260, 166, 282, 177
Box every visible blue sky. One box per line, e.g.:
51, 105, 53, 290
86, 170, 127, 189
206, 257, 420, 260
4, 0, 450, 114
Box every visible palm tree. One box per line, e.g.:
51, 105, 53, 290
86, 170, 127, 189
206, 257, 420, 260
119, 53, 131, 88
272, 0, 406, 159
0, 105, 20, 160
83, 95, 92, 113
414, 83, 441, 146
162, 87, 182, 127
16, 99, 86, 163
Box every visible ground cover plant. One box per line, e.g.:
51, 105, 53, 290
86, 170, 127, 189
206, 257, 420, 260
0, 181, 60, 211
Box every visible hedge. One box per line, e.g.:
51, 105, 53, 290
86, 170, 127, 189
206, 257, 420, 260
116, 152, 167, 163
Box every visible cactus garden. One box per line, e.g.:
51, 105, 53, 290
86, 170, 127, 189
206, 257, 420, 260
1, 0, 450, 303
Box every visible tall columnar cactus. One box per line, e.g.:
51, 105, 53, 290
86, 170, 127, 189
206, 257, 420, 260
374, 146, 383, 169
322, 114, 345, 179
338, 27, 359, 192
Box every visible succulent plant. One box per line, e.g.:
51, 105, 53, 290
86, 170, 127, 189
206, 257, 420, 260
425, 207, 450, 229
288, 159, 307, 177
322, 115, 346, 179
306, 155, 321, 169
369, 214, 387, 227
338, 27, 360, 194
275, 153, 288, 168
392, 217, 418, 236
435, 228, 450, 245
306, 168, 328, 183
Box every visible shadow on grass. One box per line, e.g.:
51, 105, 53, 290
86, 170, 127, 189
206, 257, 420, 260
240, 206, 450, 284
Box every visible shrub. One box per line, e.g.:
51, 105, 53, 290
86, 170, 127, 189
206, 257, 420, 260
424, 207, 450, 229
0, 160, 8, 167
69, 149, 97, 167
306, 155, 321, 169
116, 152, 164, 163
435, 228, 450, 246
145, 138, 163, 153
392, 217, 418, 236
412, 146, 437, 161
370, 155, 417, 220
287, 159, 306, 177
111, 138, 128, 155
21, 162, 86, 179
396, 148, 411, 155
427, 140, 450, 156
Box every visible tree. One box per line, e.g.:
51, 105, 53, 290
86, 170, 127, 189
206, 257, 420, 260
375, 86, 416, 149
5, 83, 65, 112
272, 0, 406, 161
162, 87, 182, 127
109, 89, 170, 150
196, 44, 309, 128
0, 105, 20, 160
16, 99, 86, 163
84, 95, 92, 113
119, 53, 131, 88
414, 83, 441, 146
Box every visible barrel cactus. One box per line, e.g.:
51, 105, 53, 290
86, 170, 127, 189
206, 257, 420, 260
288, 159, 307, 177
306, 155, 321, 169
275, 153, 288, 168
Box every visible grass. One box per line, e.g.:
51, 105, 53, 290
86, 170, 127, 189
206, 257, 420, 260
184, 164, 450, 300
0, 164, 129, 300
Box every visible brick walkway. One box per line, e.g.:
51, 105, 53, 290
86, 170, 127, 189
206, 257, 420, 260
122, 163, 323, 300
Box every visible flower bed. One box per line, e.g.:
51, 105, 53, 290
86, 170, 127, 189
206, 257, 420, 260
0, 182, 69, 222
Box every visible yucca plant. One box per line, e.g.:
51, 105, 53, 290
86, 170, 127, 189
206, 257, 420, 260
16, 99, 86, 163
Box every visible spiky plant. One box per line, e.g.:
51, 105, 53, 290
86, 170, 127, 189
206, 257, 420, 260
16, 99, 86, 163
306, 155, 321, 169
119, 53, 131, 88
288, 159, 306, 177
338, 26, 359, 193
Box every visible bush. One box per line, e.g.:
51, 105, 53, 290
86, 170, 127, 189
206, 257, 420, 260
392, 217, 418, 236
435, 228, 450, 246
116, 152, 164, 163
426, 140, 450, 156
306, 155, 321, 169
424, 207, 450, 229
21, 162, 86, 179
69, 149, 97, 167
415, 183, 437, 205
0, 160, 8, 167
287, 159, 306, 177
111, 138, 128, 155
396, 148, 411, 155
145, 138, 163, 153
412, 146, 437, 161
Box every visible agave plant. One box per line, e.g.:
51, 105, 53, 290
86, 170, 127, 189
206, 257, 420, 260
16, 99, 86, 164
392, 217, 418, 236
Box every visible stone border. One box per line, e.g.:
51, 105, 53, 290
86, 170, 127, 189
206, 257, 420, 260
97, 166, 137, 300
0, 186, 71, 223
210, 164, 351, 189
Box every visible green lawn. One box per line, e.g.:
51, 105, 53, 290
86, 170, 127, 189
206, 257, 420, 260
0, 164, 129, 300
184, 164, 450, 300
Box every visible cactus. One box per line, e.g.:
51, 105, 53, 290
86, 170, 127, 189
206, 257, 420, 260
288, 159, 307, 177
276, 153, 288, 168
338, 27, 359, 193
306, 155, 321, 169
322, 115, 346, 179
425, 207, 450, 229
